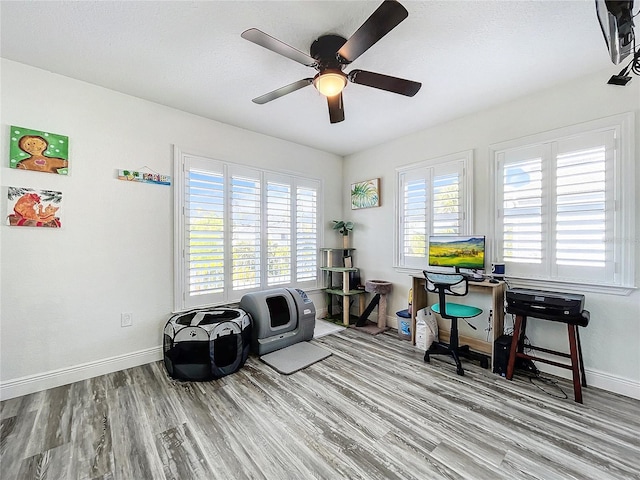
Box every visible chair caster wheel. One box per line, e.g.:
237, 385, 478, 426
456, 367, 465, 376
424, 352, 430, 363
480, 358, 489, 369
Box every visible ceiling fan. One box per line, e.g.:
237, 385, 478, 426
241, 0, 421, 124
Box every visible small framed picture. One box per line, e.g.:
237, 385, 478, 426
10, 125, 69, 175
344, 256, 353, 268
7, 186, 62, 228
351, 178, 380, 209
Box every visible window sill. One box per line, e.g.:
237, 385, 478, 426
394, 267, 636, 296
502, 277, 636, 296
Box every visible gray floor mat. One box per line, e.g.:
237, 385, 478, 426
259, 342, 331, 375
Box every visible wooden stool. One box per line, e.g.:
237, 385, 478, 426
506, 310, 590, 403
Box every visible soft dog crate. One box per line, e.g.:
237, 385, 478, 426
163, 308, 251, 381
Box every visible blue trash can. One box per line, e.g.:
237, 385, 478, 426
396, 309, 411, 340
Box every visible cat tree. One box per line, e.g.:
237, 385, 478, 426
356, 280, 392, 335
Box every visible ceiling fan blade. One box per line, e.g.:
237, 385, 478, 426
337, 0, 408, 64
252, 79, 314, 104
327, 93, 345, 124
348, 69, 421, 97
242, 28, 316, 67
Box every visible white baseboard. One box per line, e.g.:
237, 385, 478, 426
533, 363, 640, 400
0, 346, 163, 401
585, 368, 640, 400
3, 337, 637, 402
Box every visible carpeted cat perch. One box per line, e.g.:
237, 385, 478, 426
355, 280, 392, 335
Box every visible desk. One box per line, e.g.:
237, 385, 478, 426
321, 267, 366, 326
410, 275, 505, 367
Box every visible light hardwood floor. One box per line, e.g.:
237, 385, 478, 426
2, 327, 639, 480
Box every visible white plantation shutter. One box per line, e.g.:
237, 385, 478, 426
266, 181, 291, 286
175, 149, 321, 310
396, 152, 472, 269
186, 169, 225, 298
230, 171, 261, 291
296, 183, 318, 282
555, 149, 605, 267
499, 147, 545, 273
401, 176, 427, 266
180, 156, 226, 307
493, 115, 634, 290
433, 171, 461, 235
554, 132, 615, 281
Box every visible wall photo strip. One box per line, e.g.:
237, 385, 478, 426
117, 169, 171, 186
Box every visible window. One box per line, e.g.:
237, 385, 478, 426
174, 149, 321, 310
492, 113, 635, 292
395, 150, 473, 270
266, 180, 291, 286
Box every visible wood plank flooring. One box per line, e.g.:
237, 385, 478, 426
2, 327, 639, 479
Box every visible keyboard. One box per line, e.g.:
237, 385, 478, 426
466, 275, 485, 282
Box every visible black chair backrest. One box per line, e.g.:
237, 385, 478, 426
423, 271, 468, 296
423, 271, 469, 320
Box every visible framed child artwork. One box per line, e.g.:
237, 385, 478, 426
7, 187, 63, 228
9, 126, 69, 175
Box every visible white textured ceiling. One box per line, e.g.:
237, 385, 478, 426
0, 0, 615, 156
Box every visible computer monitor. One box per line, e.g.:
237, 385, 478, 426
428, 235, 486, 272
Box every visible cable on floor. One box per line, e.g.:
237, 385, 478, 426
521, 340, 568, 400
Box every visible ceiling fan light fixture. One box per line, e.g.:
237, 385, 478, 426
242, 0, 418, 123
313, 71, 347, 96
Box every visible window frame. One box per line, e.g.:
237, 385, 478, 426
173, 147, 323, 311
489, 113, 635, 295
394, 150, 474, 272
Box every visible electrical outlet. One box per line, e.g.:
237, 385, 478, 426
121, 312, 133, 327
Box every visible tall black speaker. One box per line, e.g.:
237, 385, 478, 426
493, 334, 512, 376
493, 334, 539, 376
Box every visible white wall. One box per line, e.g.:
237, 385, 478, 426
343, 69, 640, 399
2, 58, 638, 401
0, 59, 343, 399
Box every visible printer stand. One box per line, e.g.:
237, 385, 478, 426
506, 311, 589, 403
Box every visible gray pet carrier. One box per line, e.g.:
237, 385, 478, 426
163, 308, 251, 381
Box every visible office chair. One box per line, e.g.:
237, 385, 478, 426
423, 271, 488, 375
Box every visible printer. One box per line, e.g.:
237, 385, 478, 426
506, 288, 585, 320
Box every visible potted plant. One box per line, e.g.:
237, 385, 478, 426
332, 220, 354, 249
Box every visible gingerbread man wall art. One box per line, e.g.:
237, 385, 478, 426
9, 126, 69, 175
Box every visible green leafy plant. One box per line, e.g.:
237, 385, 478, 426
332, 220, 354, 236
